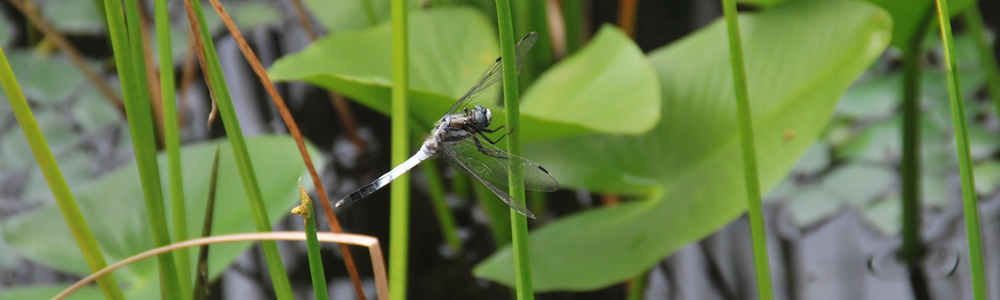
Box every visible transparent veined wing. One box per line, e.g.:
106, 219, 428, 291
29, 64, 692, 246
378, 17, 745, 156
438, 136, 558, 219
441, 136, 558, 192
445, 32, 540, 116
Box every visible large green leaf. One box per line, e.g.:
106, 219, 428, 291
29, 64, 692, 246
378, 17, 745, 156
0, 286, 101, 300
2, 135, 318, 297
521, 25, 660, 134
268, 7, 659, 142
6, 51, 87, 105
738, 0, 975, 49
474, 0, 891, 291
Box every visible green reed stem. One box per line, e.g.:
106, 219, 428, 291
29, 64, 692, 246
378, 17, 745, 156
473, 181, 512, 247
103, 0, 184, 297
153, 0, 191, 295
964, 7, 1000, 116
294, 182, 330, 300
420, 162, 463, 254
899, 21, 929, 263
0, 47, 125, 300
720, 1, 772, 299
495, 0, 534, 298
185, 1, 293, 298
390, 0, 410, 297
932, 1, 987, 298
625, 271, 648, 300
561, 0, 583, 56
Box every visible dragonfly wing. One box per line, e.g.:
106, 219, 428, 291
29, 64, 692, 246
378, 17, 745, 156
441, 136, 558, 192
440, 143, 537, 219
446, 32, 540, 115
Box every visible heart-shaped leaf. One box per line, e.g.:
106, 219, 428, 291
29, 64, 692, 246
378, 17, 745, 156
474, 0, 891, 291
268, 7, 660, 142
2, 135, 318, 296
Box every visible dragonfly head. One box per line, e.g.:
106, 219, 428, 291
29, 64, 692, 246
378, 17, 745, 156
472, 105, 492, 129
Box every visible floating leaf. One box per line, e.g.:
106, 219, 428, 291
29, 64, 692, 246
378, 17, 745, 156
0, 285, 101, 300
474, 0, 891, 290
3, 135, 319, 296
862, 196, 902, 235
837, 72, 900, 120
791, 143, 830, 175
787, 187, 843, 227
5, 51, 87, 105
40, 0, 105, 34
821, 164, 895, 207
1, 111, 76, 169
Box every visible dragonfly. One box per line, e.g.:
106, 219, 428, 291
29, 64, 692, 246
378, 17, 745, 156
335, 32, 558, 219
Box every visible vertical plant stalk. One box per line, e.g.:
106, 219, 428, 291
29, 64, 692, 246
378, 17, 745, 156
293, 179, 330, 300
6, 0, 124, 110
202, 1, 369, 298
932, 1, 987, 298
181, 0, 294, 298
137, 8, 166, 146
617, 0, 638, 38
193, 147, 221, 300
720, 1, 773, 299
473, 181, 513, 246
0, 47, 126, 300
103, 0, 185, 297
153, 0, 192, 295
964, 6, 1000, 115
496, 0, 534, 298
626, 271, 648, 300
390, 0, 411, 296
560, 0, 583, 56
419, 160, 463, 254
512, 0, 551, 86
899, 14, 931, 264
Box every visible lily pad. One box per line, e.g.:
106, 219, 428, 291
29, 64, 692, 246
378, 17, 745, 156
474, 0, 891, 291
5, 51, 88, 105
1, 111, 76, 170
268, 7, 660, 142
40, 0, 105, 35
787, 187, 844, 227
3, 135, 319, 296
974, 161, 1000, 195
821, 164, 895, 207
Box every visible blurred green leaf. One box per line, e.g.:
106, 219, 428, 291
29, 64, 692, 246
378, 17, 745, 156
304, 0, 417, 33
791, 143, 830, 175
474, 0, 891, 290
787, 187, 843, 227
40, 0, 105, 34
821, 164, 895, 207
269, 7, 660, 142
6, 51, 87, 105
836, 72, 900, 120
229, 1, 283, 29
1, 111, 75, 169
862, 196, 901, 235
0, 285, 102, 300
71, 83, 123, 132
763, 177, 797, 202
974, 161, 1000, 195
20, 151, 94, 203
3, 135, 318, 295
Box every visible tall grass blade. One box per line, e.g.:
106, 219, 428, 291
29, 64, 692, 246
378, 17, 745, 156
102, 0, 184, 297
0, 46, 126, 300
625, 272, 647, 300
193, 147, 221, 300
899, 15, 932, 263
181, 0, 293, 298
390, 0, 411, 296
153, 0, 192, 295
293, 180, 330, 300
560, 0, 583, 56
494, 0, 534, 298
932, 0, 987, 298
720, 0, 773, 299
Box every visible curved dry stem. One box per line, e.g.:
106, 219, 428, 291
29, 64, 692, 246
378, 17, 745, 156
53, 231, 389, 300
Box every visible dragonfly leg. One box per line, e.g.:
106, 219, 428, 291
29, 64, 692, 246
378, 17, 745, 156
481, 125, 506, 133
472, 136, 508, 159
